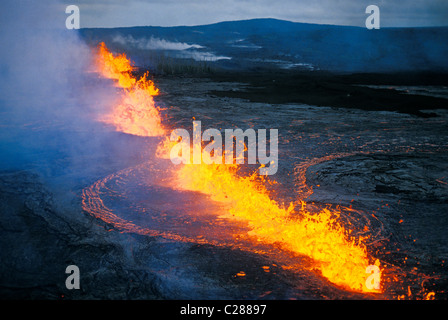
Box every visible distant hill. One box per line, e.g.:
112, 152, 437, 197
80, 18, 448, 74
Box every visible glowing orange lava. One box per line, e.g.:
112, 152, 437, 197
95, 42, 164, 136
174, 160, 378, 293
93, 42, 382, 293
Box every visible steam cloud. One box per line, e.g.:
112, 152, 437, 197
113, 34, 204, 50
112, 34, 231, 61
0, 0, 152, 186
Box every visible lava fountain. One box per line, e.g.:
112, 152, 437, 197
88, 42, 384, 294
95, 42, 165, 137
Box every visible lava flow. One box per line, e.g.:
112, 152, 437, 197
89, 43, 383, 294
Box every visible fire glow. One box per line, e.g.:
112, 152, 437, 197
168, 120, 279, 175
95, 42, 165, 137
92, 43, 382, 293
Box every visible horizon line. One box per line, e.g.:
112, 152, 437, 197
80, 17, 448, 30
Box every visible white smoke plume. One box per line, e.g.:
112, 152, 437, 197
112, 34, 204, 50
0, 0, 152, 185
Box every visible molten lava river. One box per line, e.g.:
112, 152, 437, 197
81, 43, 448, 299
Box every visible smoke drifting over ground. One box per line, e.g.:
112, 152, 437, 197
112, 34, 231, 62
113, 34, 204, 51
1, 1, 91, 122
0, 0, 155, 186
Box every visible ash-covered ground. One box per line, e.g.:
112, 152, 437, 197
1, 72, 447, 300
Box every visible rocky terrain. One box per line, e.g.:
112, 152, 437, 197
1, 73, 447, 300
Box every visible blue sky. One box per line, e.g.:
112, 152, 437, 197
72, 0, 448, 28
